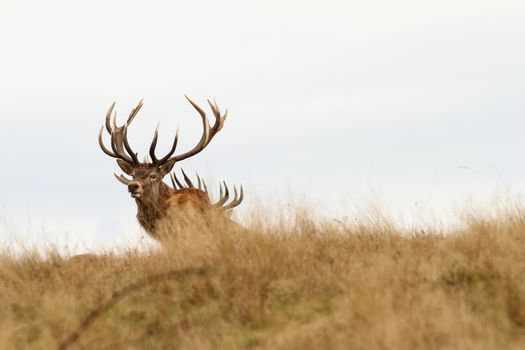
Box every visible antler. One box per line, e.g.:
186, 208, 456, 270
170, 169, 243, 211
149, 95, 227, 167
215, 181, 244, 210
170, 168, 208, 192
98, 100, 142, 164
100, 96, 227, 169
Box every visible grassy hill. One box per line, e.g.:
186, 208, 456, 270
1, 206, 525, 349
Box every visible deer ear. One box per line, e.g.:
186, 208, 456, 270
116, 159, 134, 176
159, 158, 177, 176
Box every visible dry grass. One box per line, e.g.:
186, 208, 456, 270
2, 204, 525, 349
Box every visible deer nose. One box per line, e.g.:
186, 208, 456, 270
128, 183, 140, 192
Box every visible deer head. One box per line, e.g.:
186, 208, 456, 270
98, 96, 227, 203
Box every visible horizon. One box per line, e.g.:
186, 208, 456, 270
1, 0, 524, 252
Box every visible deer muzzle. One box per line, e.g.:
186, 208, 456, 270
128, 182, 143, 198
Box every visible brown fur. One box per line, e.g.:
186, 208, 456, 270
134, 180, 213, 238
166, 188, 212, 209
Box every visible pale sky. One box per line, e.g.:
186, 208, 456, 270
0, 1, 524, 251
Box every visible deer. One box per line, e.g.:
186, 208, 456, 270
98, 96, 244, 241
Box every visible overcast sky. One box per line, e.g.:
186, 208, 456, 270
0, 0, 524, 252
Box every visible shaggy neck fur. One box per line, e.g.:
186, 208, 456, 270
134, 181, 174, 236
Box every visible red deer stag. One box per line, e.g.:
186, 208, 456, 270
98, 96, 242, 240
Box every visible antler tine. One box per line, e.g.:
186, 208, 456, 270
127, 99, 144, 124
168, 96, 211, 163
100, 122, 135, 164
206, 99, 227, 143
238, 185, 244, 204
114, 173, 132, 185
170, 172, 177, 189
105, 102, 116, 133
122, 124, 139, 164
109, 129, 131, 162
215, 181, 230, 207
100, 102, 128, 161
149, 125, 179, 166
222, 181, 231, 204
181, 168, 194, 188
170, 172, 183, 190
196, 172, 203, 190
148, 123, 160, 164
149, 121, 160, 162
195, 173, 209, 192
230, 186, 239, 204
224, 185, 244, 210
98, 126, 118, 158
171, 171, 185, 189
202, 177, 209, 193
99, 101, 140, 164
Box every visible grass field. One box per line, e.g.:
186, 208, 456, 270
1, 203, 525, 349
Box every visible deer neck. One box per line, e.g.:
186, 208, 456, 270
134, 181, 174, 234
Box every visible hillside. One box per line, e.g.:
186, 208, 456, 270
1, 206, 525, 349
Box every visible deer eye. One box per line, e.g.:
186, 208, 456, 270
150, 174, 157, 180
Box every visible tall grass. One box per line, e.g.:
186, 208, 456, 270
1, 203, 525, 349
